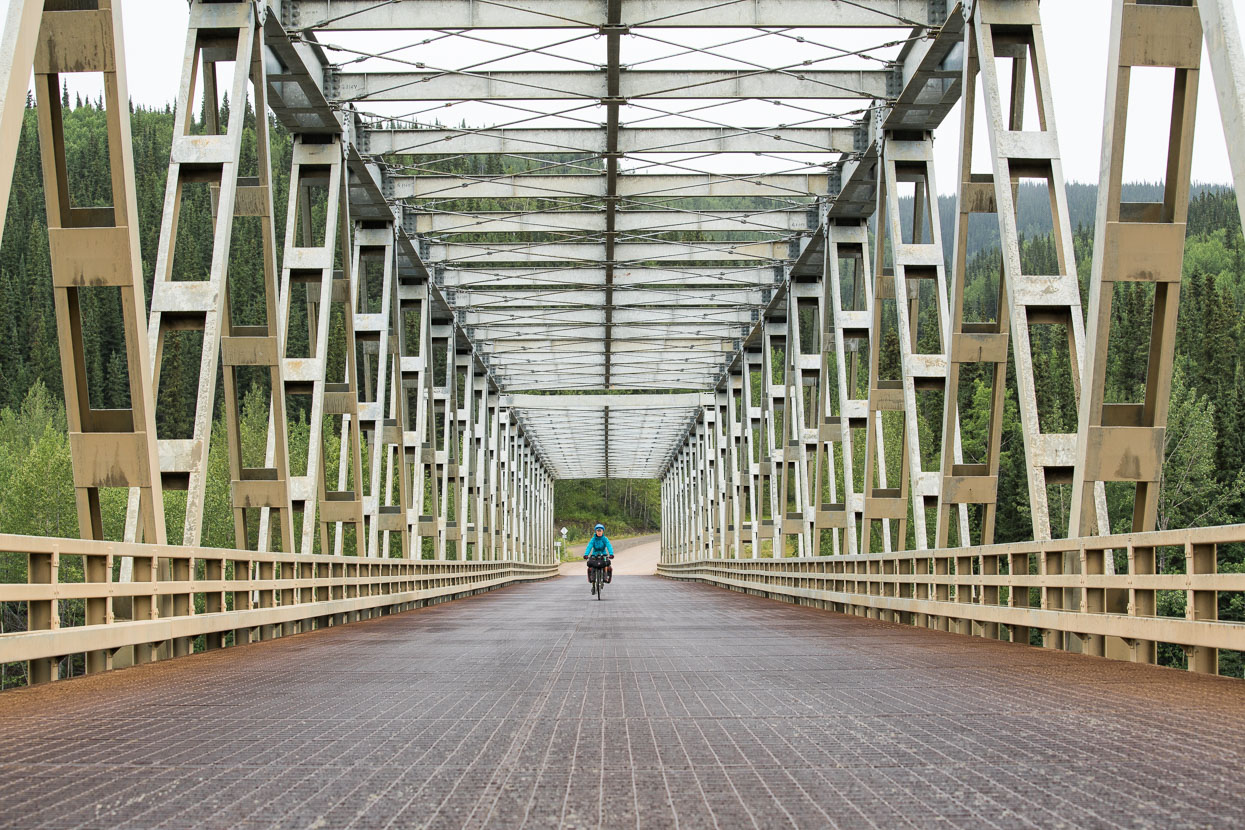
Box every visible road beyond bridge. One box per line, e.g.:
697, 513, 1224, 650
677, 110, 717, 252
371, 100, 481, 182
2, 572, 1243, 829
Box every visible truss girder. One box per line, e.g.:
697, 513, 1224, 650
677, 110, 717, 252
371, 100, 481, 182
22, 0, 168, 679
393, 173, 830, 200
335, 70, 888, 102
125, 3, 272, 559
365, 127, 858, 157
284, 0, 936, 29
415, 210, 810, 235
1071, 0, 1203, 665
441, 267, 781, 287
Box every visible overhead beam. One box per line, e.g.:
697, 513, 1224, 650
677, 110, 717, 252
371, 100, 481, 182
285, 0, 936, 29
604, 0, 621, 389
505, 393, 711, 409
432, 241, 791, 264
364, 127, 859, 156
481, 338, 734, 353
334, 70, 888, 101
414, 210, 810, 235
463, 324, 746, 339
460, 308, 756, 325
442, 267, 781, 286
451, 287, 763, 306
394, 173, 828, 199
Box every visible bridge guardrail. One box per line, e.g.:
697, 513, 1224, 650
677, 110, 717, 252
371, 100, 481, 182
0, 533, 558, 686
659, 524, 1245, 675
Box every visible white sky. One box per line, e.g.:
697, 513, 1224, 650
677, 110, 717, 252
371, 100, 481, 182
7, 0, 1240, 193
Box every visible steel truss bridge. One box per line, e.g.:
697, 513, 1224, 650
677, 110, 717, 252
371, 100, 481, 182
2, 0, 1245, 824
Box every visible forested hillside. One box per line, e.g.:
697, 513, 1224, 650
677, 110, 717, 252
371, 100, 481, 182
898, 182, 1234, 262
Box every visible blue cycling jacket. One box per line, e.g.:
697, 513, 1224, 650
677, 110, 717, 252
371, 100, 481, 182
583, 534, 615, 558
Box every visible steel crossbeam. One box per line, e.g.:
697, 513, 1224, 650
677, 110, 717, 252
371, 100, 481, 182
284, 0, 936, 29
364, 127, 858, 156
392, 173, 830, 200
333, 70, 889, 102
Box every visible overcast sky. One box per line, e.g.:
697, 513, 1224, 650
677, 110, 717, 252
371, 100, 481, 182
8, 0, 1239, 193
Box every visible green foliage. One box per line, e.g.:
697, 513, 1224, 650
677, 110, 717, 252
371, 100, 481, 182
554, 479, 659, 542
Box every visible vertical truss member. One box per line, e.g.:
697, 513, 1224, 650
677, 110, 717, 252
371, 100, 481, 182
130, 1, 293, 566
487, 386, 502, 560
862, 149, 902, 557
226, 10, 295, 561
496, 407, 513, 560
703, 404, 723, 559
968, 2, 1110, 551
423, 329, 459, 560
826, 222, 876, 557
957, 1, 1110, 651
1072, 0, 1204, 665
742, 348, 764, 557
878, 135, 967, 554
714, 387, 734, 559
810, 222, 843, 558
279, 133, 364, 556
760, 319, 785, 556
938, 2, 1011, 553
456, 352, 483, 560
26, 0, 167, 680
724, 368, 746, 559
781, 280, 819, 557
399, 270, 435, 559
353, 222, 408, 558
445, 348, 467, 559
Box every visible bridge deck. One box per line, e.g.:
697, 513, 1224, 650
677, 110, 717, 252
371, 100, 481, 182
2, 573, 1243, 829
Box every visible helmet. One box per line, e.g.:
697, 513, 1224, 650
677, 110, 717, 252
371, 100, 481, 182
594, 523, 605, 531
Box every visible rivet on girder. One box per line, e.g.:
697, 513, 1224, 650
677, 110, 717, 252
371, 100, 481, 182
886, 62, 903, 99
853, 122, 868, 154
829, 165, 843, 198
928, 0, 948, 25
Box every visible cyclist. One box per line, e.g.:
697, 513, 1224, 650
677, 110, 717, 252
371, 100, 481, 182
583, 523, 615, 593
